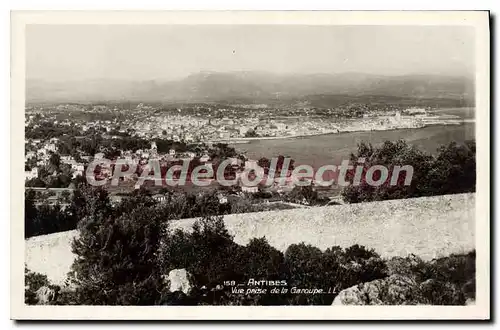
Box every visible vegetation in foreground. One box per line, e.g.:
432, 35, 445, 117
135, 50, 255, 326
25, 186, 476, 306
24, 139, 477, 305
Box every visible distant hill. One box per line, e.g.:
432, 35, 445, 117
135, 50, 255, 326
26, 71, 475, 105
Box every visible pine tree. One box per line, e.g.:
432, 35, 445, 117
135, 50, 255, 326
69, 188, 165, 305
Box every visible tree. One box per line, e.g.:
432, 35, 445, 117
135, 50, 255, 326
25, 177, 46, 188
49, 153, 61, 168
244, 130, 259, 138
25, 266, 58, 305
159, 216, 241, 304
286, 186, 321, 205
341, 140, 475, 203
257, 157, 271, 172
421, 141, 476, 196
24, 190, 38, 238
69, 185, 112, 227
69, 189, 164, 305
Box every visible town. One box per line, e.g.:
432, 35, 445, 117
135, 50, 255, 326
24, 101, 464, 208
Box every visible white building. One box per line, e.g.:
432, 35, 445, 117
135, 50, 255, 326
241, 186, 259, 194
200, 154, 211, 163
24, 167, 38, 180
71, 163, 85, 172
44, 143, 57, 152
61, 155, 74, 163
406, 108, 427, 115
239, 126, 250, 136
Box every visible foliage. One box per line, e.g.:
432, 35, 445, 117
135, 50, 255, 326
342, 140, 476, 203
159, 216, 240, 304
24, 190, 78, 238
244, 130, 259, 138
69, 187, 164, 305
26, 181, 476, 306
285, 185, 326, 205
284, 243, 387, 305
25, 266, 53, 305
160, 218, 388, 306
384, 251, 476, 305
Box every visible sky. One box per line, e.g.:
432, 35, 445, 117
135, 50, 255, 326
26, 25, 475, 81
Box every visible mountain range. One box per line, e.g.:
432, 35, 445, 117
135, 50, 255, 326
26, 71, 475, 105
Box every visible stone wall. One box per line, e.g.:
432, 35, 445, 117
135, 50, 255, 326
25, 193, 475, 285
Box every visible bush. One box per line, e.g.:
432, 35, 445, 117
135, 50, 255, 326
25, 267, 56, 305
69, 188, 164, 305
342, 140, 476, 203
25, 190, 78, 238
285, 186, 326, 206
384, 251, 476, 305
284, 243, 387, 305
160, 222, 389, 306
31, 187, 474, 306
159, 216, 243, 305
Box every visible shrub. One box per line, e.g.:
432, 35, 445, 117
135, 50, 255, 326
422, 141, 476, 196
286, 186, 326, 206
232, 238, 289, 305
160, 218, 390, 306
25, 267, 56, 305
69, 188, 164, 305
24, 190, 78, 238
385, 250, 475, 305
342, 140, 476, 203
159, 216, 243, 305
284, 243, 387, 305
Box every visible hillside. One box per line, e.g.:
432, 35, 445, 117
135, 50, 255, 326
25, 193, 475, 285
26, 72, 474, 104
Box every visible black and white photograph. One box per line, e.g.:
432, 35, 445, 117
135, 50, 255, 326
10, 11, 490, 320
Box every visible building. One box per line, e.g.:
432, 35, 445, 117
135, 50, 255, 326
24, 167, 38, 180
239, 126, 250, 136
200, 154, 211, 163
61, 155, 74, 163
152, 194, 168, 203
395, 111, 401, 122
44, 143, 57, 152
241, 186, 259, 194
184, 151, 196, 159
25, 151, 36, 159
219, 131, 230, 139
218, 194, 228, 204
405, 108, 427, 115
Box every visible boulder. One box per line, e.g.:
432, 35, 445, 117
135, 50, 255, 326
332, 275, 418, 305
419, 279, 465, 305
165, 269, 193, 295
35, 286, 56, 305
386, 254, 424, 278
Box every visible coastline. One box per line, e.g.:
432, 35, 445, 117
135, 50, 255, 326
213, 120, 475, 144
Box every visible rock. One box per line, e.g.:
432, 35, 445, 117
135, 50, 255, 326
419, 279, 464, 305
165, 269, 193, 295
465, 298, 475, 306
386, 254, 424, 277
35, 286, 56, 305
332, 275, 418, 305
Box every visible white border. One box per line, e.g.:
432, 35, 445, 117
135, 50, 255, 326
10, 10, 490, 320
